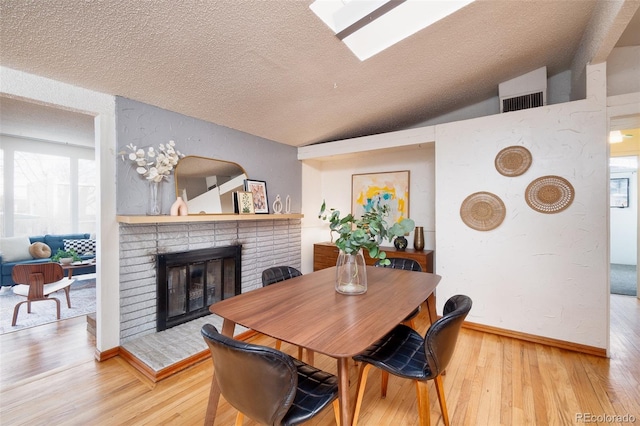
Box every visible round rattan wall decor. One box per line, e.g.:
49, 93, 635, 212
460, 191, 506, 231
525, 175, 575, 214
495, 146, 532, 177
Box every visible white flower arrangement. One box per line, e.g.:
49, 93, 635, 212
121, 140, 185, 183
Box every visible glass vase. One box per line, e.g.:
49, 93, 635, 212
335, 249, 367, 295
147, 180, 162, 216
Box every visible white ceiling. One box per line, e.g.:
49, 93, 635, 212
1, 1, 639, 148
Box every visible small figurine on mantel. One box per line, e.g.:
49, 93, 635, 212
273, 194, 283, 214
170, 196, 189, 216
285, 195, 291, 214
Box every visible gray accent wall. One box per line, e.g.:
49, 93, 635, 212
116, 96, 302, 215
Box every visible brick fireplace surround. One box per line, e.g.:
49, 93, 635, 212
118, 219, 302, 343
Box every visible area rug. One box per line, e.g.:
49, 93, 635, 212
0, 278, 96, 334
611, 264, 637, 296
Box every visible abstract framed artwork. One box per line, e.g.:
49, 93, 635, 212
244, 179, 269, 213
352, 171, 410, 224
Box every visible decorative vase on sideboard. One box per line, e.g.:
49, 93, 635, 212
393, 235, 408, 251
147, 180, 162, 216
414, 226, 425, 251
335, 249, 367, 295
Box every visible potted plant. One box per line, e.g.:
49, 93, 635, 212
51, 248, 81, 265
318, 197, 415, 294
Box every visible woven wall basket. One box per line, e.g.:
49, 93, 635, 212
460, 191, 506, 231
525, 175, 575, 214
495, 146, 532, 177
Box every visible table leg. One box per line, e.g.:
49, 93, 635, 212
204, 318, 236, 425
337, 357, 351, 426
425, 292, 437, 324
305, 349, 315, 366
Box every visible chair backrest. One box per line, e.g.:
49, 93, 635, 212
262, 266, 302, 287
12, 262, 64, 285
374, 257, 422, 272
201, 324, 298, 425
424, 295, 472, 376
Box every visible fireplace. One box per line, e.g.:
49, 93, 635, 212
156, 245, 241, 331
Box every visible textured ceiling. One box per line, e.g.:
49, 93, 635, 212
1, 1, 639, 147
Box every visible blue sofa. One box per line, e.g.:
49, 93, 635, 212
0, 233, 96, 287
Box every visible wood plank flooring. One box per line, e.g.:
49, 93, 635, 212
1, 295, 638, 425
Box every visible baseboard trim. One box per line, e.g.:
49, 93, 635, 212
94, 346, 119, 362
116, 328, 258, 382
462, 321, 607, 357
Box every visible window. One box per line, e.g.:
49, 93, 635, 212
1, 138, 96, 237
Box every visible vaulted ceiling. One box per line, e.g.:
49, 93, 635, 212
1, 1, 639, 147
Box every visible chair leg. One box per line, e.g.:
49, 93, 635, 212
235, 411, 244, 426
12, 298, 60, 326
381, 371, 389, 397
352, 363, 373, 426
332, 399, 340, 426
433, 375, 450, 426
415, 380, 431, 426
12, 301, 26, 326
63, 287, 72, 308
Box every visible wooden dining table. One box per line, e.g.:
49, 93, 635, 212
206, 265, 441, 426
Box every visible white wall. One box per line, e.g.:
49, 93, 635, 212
435, 97, 608, 349
610, 170, 638, 265
607, 46, 640, 96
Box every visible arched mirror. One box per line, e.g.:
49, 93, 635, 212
174, 156, 247, 214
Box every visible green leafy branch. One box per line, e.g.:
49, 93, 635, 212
318, 198, 415, 266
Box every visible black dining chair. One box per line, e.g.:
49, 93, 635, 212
201, 324, 339, 426
374, 257, 423, 329
351, 295, 472, 426
262, 266, 303, 286
262, 266, 305, 359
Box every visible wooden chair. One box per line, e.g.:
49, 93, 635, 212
352, 295, 472, 426
11, 263, 74, 326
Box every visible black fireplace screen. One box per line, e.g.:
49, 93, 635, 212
157, 245, 241, 331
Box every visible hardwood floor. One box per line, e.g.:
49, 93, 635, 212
1, 295, 638, 425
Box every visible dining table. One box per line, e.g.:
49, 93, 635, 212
206, 265, 441, 426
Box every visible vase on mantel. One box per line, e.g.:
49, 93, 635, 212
335, 249, 367, 295
147, 180, 162, 216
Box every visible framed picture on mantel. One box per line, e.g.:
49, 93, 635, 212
244, 179, 269, 214
234, 191, 255, 214
352, 171, 410, 224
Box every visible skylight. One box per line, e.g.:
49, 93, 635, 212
310, 0, 475, 61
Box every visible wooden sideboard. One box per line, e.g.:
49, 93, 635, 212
313, 242, 433, 273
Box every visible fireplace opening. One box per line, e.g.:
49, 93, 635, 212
157, 245, 241, 331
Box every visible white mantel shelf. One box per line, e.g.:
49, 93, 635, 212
117, 213, 304, 224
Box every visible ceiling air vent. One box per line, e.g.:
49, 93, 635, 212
499, 66, 547, 113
